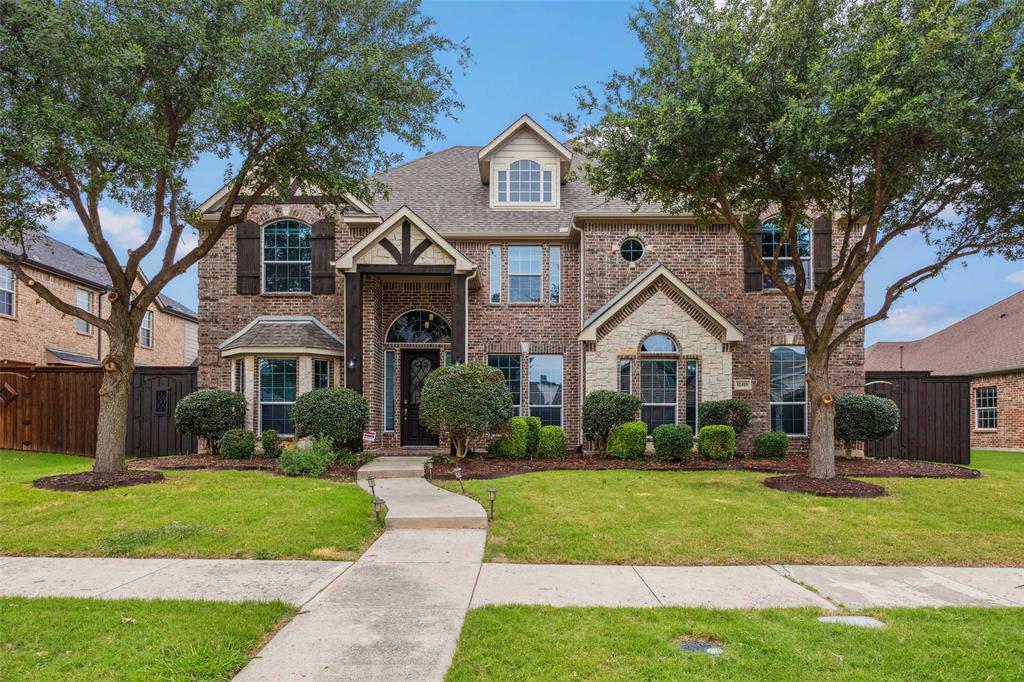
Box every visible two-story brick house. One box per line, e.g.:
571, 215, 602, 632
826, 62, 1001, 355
197, 115, 864, 452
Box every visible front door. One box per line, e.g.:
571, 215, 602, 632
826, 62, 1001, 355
401, 349, 440, 446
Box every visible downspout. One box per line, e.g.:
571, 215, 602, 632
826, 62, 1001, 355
899, 344, 904, 370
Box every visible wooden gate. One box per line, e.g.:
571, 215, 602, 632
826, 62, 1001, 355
0, 365, 197, 457
864, 371, 972, 464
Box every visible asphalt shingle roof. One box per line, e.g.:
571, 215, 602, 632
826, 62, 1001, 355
865, 290, 1024, 376
220, 317, 343, 352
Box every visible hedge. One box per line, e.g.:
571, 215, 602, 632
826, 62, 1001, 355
834, 393, 900, 443
537, 425, 567, 458
582, 390, 642, 452
752, 431, 789, 459
608, 421, 647, 459
220, 429, 255, 459
420, 364, 514, 458
652, 424, 694, 461
290, 388, 369, 449
698, 399, 752, 435
260, 429, 283, 459
174, 389, 246, 455
278, 437, 333, 477
698, 424, 736, 461
489, 416, 529, 459
524, 416, 542, 457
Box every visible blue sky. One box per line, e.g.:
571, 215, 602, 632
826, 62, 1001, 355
46, 0, 1021, 346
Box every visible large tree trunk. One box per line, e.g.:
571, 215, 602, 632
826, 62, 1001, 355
805, 351, 836, 479
93, 322, 136, 474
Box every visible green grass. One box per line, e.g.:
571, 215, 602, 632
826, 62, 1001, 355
0, 596, 294, 681
447, 606, 1024, 681
0, 450, 379, 559
445, 450, 1024, 565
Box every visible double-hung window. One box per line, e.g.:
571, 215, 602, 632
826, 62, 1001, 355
619, 359, 632, 393
770, 346, 807, 434
761, 219, 811, 288
313, 358, 331, 389
508, 246, 542, 303
640, 359, 677, 436
549, 245, 561, 303
263, 220, 311, 293
488, 354, 522, 416
140, 310, 154, 348
259, 358, 297, 434
489, 245, 502, 303
75, 288, 93, 334
497, 160, 553, 204
0, 266, 14, 317
528, 354, 563, 426
975, 387, 997, 429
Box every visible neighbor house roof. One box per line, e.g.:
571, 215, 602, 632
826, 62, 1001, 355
219, 316, 344, 357
865, 289, 1024, 376
45, 347, 101, 366
0, 233, 198, 321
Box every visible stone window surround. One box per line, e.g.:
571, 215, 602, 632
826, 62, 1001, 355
617, 329, 700, 436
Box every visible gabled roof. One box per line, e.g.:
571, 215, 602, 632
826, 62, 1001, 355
196, 181, 376, 220
476, 114, 573, 183
0, 233, 197, 321
45, 347, 100, 366
219, 316, 344, 357
579, 262, 744, 343
865, 290, 1024, 376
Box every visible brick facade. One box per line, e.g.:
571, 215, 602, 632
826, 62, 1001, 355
971, 372, 1024, 450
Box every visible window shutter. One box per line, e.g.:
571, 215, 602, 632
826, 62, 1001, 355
812, 216, 833, 287
310, 219, 336, 294
743, 221, 764, 292
235, 221, 260, 294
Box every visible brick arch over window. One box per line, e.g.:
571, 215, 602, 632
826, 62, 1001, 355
386, 309, 452, 344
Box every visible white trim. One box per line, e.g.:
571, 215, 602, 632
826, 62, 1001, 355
507, 245, 543, 305
974, 386, 998, 430
257, 356, 298, 436
140, 310, 154, 348
75, 287, 94, 335
0, 265, 15, 318
640, 357, 678, 436
261, 219, 312, 294
222, 345, 344, 359
477, 114, 572, 184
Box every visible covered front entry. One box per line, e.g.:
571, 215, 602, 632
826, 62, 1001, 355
401, 349, 440, 446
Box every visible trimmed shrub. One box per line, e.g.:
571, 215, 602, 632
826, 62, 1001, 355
290, 388, 369, 450
608, 421, 648, 460
753, 431, 789, 459
174, 389, 246, 455
260, 429, 283, 459
420, 364, 514, 458
537, 425, 567, 459
524, 416, 542, 457
699, 399, 752, 435
221, 429, 255, 459
698, 425, 736, 461
834, 394, 900, 443
278, 437, 333, 477
582, 390, 642, 452
652, 424, 694, 461
489, 416, 529, 459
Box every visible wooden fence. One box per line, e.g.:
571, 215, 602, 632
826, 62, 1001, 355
864, 371, 972, 464
0, 365, 197, 457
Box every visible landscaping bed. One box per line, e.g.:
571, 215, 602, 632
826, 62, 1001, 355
431, 453, 979, 480
128, 455, 360, 481
763, 475, 887, 498
32, 469, 164, 492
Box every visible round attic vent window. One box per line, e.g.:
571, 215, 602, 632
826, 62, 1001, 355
620, 238, 645, 263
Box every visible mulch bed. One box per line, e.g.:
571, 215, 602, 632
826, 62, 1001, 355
763, 475, 888, 498
129, 455, 361, 482
32, 470, 165, 492
429, 454, 980, 480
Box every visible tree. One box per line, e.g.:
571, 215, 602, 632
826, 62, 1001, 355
419, 364, 514, 458
0, 0, 466, 473
565, 0, 1024, 478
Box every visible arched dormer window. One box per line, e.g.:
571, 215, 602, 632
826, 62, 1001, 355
497, 160, 553, 204
640, 334, 677, 353
761, 218, 811, 288
386, 310, 452, 344
263, 220, 311, 293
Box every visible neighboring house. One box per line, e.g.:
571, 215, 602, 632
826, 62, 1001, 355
0, 233, 198, 367
196, 115, 864, 450
866, 290, 1024, 451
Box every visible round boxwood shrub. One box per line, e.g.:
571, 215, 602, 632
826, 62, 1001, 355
537, 425, 567, 459
290, 388, 369, 450
699, 399, 752, 435
260, 429, 283, 459
221, 428, 255, 459
278, 436, 332, 477
834, 393, 900, 443
698, 425, 737, 461
420, 364, 513, 458
608, 421, 648, 460
174, 389, 246, 455
489, 416, 529, 459
752, 431, 789, 459
582, 390, 642, 452
524, 416, 542, 457
652, 424, 694, 461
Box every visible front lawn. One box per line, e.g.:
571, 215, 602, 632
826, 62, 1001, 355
447, 605, 1024, 681
445, 451, 1023, 565
0, 596, 293, 681
0, 450, 379, 559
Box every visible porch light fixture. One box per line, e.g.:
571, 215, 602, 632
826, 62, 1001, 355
367, 475, 376, 497
374, 497, 386, 523
487, 487, 497, 520
453, 466, 464, 493
347, 359, 356, 368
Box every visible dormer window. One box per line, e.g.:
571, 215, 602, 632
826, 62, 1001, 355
498, 160, 553, 204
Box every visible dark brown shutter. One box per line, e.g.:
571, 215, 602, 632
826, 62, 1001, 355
743, 221, 764, 292
310, 219, 336, 294
236, 221, 260, 294
812, 215, 833, 287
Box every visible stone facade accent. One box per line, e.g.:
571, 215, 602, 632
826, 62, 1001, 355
971, 371, 1024, 450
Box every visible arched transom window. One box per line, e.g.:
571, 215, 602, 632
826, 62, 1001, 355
263, 220, 311, 293
640, 334, 677, 353
498, 160, 553, 203
386, 310, 452, 344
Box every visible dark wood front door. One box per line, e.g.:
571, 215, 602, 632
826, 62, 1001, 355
401, 349, 440, 446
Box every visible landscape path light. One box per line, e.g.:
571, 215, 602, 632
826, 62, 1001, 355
367, 475, 376, 498
487, 487, 497, 520
453, 467, 464, 493
374, 497, 386, 524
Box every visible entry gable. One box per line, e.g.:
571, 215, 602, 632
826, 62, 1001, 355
579, 263, 744, 343
335, 205, 476, 276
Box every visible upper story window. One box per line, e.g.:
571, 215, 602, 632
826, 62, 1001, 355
497, 160, 553, 205
0, 265, 15, 317
508, 246, 543, 303
140, 310, 154, 348
761, 219, 811, 288
75, 288, 93, 334
620, 238, 645, 263
387, 310, 451, 344
263, 220, 311, 293
489, 245, 502, 303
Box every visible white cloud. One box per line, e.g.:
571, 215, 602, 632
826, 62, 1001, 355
874, 304, 960, 341
175, 232, 199, 260
1006, 271, 1024, 285
49, 206, 148, 249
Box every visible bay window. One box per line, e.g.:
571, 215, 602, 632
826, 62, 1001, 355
259, 358, 297, 434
